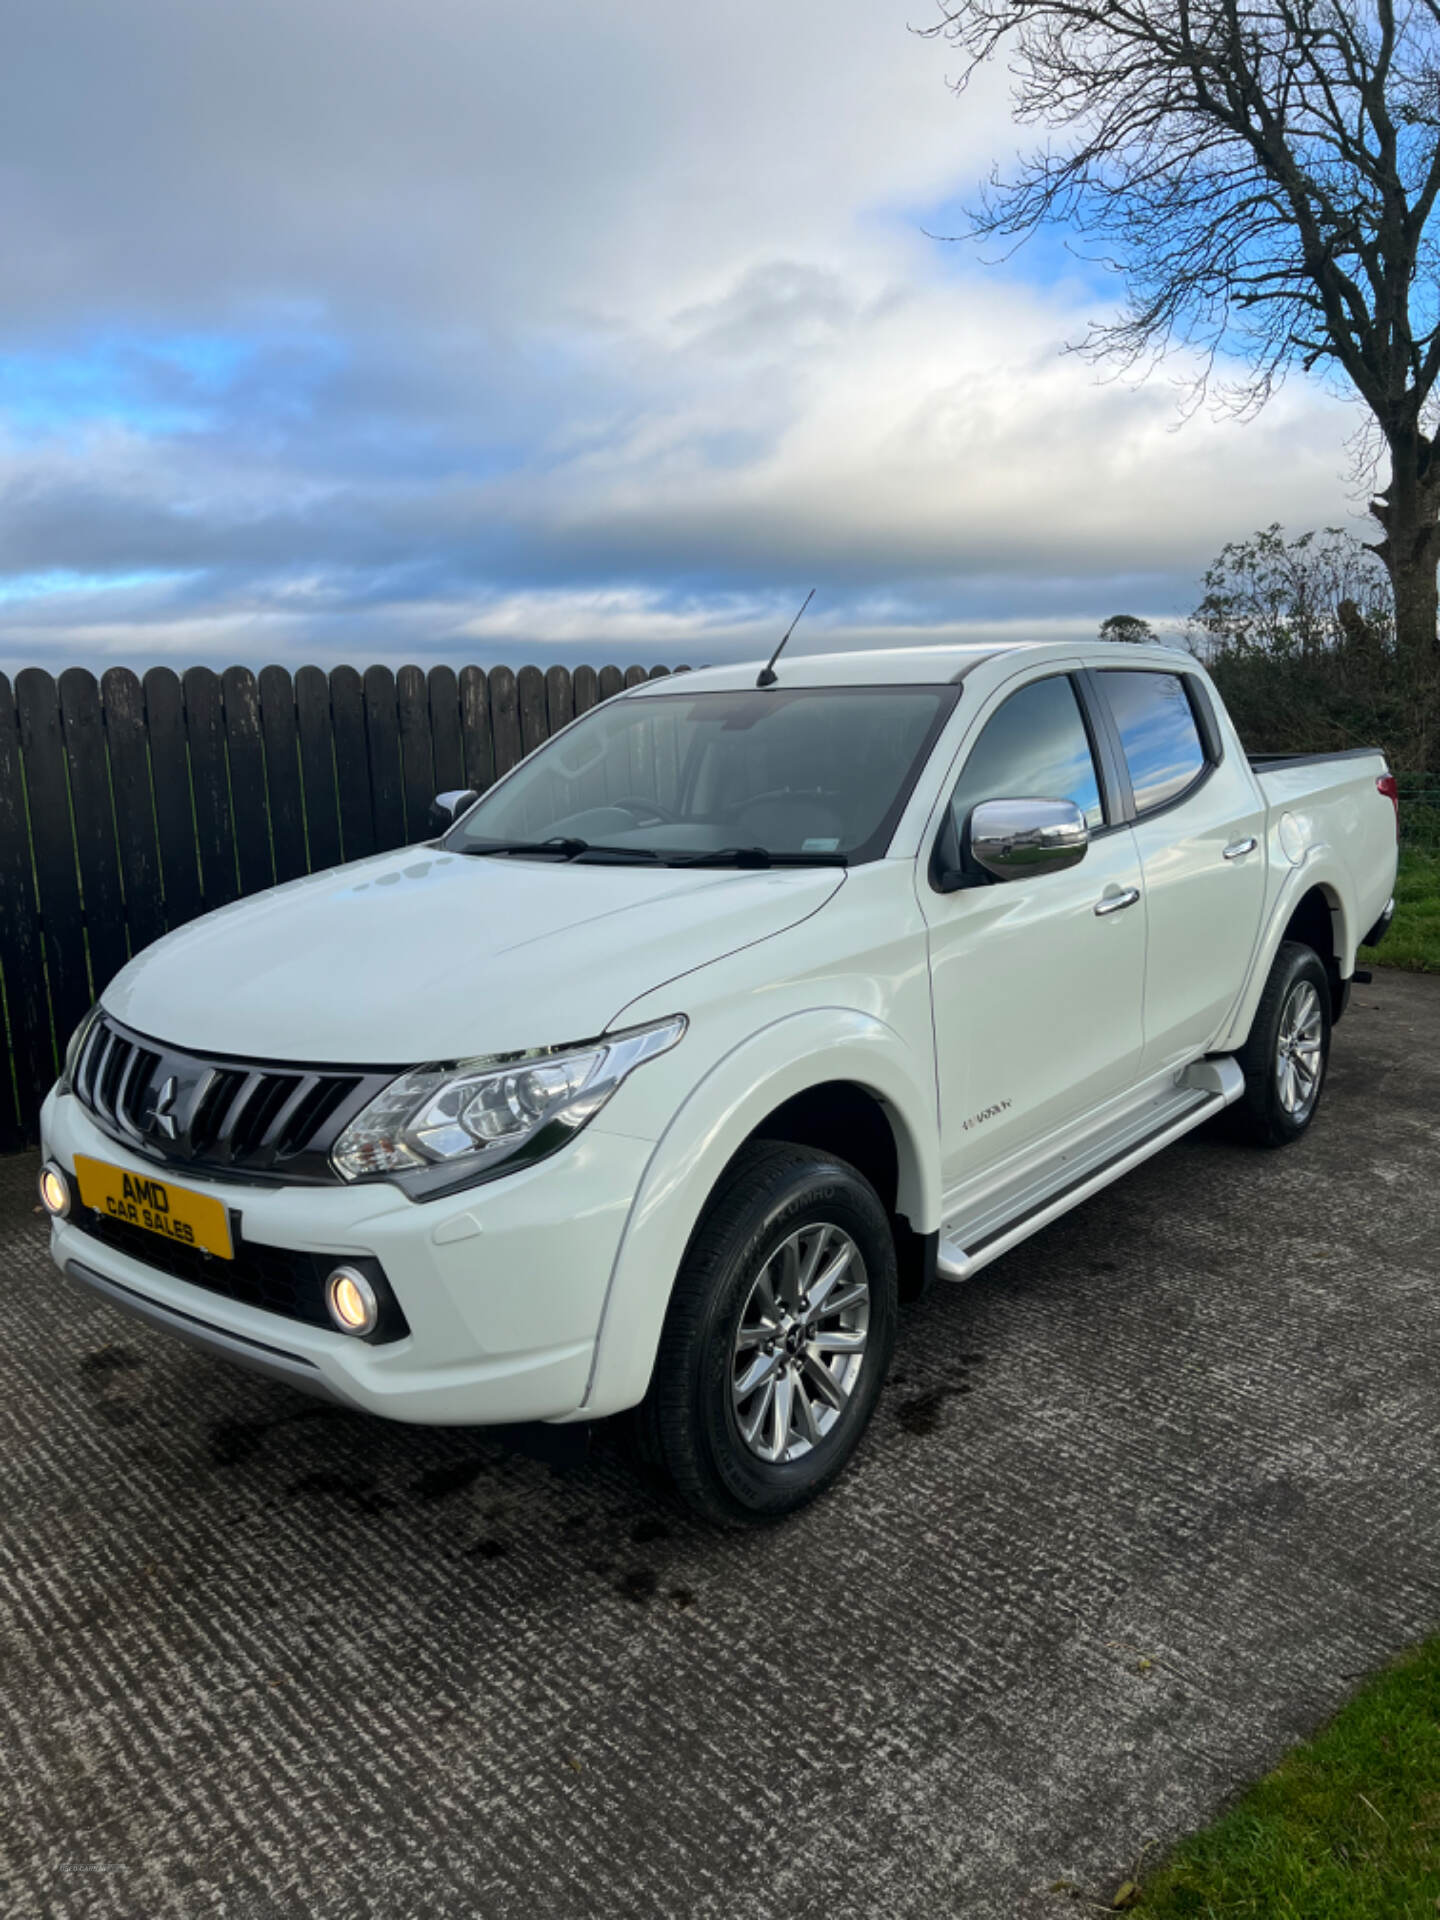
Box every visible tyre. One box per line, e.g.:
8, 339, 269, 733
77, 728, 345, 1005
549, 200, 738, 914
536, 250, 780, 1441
1228, 940, 1332, 1148
638, 1140, 898, 1526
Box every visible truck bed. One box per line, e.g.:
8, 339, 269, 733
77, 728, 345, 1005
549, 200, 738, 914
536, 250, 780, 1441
1249, 746, 1395, 963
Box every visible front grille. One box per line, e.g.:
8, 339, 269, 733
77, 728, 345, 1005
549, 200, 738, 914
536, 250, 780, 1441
70, 1206, 409, 1345
72, 1013, 396, 1185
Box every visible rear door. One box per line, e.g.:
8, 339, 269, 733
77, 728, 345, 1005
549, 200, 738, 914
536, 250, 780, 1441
1091, 665, 1267, 1076
920, 669, 1147, 1193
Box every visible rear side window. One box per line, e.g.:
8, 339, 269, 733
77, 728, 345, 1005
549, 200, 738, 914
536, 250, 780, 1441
1103, 671, 1207, 814
948, 674, 1104, 830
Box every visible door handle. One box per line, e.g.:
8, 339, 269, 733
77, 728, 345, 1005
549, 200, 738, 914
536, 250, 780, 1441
1223, 837, 1258, 860
1094, 887, 1141, 916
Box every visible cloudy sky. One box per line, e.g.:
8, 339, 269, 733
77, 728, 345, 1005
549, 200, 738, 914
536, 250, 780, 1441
0, 0, 1360, 677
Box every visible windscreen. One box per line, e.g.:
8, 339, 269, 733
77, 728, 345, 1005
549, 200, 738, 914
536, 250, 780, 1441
445, 686, 956, 865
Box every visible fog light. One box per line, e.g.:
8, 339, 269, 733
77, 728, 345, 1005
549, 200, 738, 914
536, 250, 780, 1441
325, 1265, 378, 1336
38, 1161, 71, 1219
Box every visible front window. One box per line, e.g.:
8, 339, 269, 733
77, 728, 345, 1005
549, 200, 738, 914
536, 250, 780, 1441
444, 686, 956, 866
947, 674, 1105, 832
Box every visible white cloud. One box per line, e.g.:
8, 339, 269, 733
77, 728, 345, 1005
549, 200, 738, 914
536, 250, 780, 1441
0, 0, 1367, 671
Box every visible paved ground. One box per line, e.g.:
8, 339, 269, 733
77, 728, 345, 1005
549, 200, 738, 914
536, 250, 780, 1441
2, 970, 1438, 1920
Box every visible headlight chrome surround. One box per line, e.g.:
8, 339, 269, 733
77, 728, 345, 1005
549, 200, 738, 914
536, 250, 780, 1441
330, 1014, 686, 1198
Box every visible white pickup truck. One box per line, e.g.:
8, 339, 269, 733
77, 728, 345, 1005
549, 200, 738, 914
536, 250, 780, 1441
39, 639, 1398, 1522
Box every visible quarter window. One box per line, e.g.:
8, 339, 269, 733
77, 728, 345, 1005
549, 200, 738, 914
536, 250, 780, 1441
948, 675, 1105, 832
1104, 671, 1208, 813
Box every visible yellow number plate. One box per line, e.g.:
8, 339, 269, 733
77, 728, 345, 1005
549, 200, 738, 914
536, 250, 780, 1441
74, 1154, 234, 1261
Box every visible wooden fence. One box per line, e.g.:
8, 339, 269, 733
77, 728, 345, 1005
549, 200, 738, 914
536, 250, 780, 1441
0, 660, 677, 1149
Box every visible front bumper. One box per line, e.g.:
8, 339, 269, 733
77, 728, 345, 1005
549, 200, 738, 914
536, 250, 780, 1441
40, 1090, 653, 1425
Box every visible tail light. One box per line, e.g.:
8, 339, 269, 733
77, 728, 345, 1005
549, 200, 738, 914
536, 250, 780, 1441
1377, 773, 1399, 836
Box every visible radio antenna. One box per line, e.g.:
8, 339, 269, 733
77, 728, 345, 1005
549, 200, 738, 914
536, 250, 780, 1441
756, 588, 815, 688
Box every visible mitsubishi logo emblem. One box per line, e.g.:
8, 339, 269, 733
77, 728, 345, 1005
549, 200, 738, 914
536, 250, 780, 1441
148, 1076, 180, 1140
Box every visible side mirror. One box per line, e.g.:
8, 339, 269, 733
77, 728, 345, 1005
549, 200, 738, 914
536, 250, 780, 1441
430, 788, 479, 833
968, 798, 1089, 882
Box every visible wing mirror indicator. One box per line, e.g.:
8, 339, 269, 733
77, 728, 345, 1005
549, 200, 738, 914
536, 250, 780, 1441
431, 788, 480, 833
935, 797, 1089, 891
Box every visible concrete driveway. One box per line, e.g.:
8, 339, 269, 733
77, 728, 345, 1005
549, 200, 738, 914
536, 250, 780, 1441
2, 969, 1438, 1920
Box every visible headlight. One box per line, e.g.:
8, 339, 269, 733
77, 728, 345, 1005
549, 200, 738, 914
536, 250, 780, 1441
58, 1004, 101, 1094
331, 1014, 686, 1194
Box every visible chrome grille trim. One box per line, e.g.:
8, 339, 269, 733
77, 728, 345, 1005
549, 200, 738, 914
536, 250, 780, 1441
71, 1013, 399, 1186
88, 1026, 118, 1122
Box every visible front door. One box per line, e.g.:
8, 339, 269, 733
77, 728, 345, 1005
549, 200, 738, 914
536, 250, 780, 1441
920, 671, 1147, 1195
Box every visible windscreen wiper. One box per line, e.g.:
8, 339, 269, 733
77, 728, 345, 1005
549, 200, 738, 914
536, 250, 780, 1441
664, 847, 848, 869
458, 837, 592, 859
459, 838, 662, 863
459, 838, 846, 869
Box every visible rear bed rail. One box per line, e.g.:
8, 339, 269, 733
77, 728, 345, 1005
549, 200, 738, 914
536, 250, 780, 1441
1248, 748, 1386, 770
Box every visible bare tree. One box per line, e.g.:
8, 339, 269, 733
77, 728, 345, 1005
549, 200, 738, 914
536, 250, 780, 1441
926, 0, 1440, 710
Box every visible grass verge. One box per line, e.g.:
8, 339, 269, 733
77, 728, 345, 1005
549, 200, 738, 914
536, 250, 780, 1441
1360, 849, 1440, 974
1132, 1637, 1440, 1917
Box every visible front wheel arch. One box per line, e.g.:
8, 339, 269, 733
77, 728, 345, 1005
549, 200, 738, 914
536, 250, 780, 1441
731, 1081, 939, 1303
580, 1014, 941, 1421
634, 1139, 900, 1525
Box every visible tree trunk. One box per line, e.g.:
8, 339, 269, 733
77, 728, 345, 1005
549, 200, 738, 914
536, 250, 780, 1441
1368, 440, 1440, 773
1381, 539, 1440, 775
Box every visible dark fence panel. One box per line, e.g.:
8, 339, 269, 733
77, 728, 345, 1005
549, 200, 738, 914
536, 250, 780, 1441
222, 667, 274, 899
294, 666, 342, 872
102, 668, 166, 956
546, 665, 574, 737
143, 668, 203, 931
16, 669, 90, 1054
362, 666, 406, 854
0, 657, 680, 1143
458, 667, 494, 794
330, 666, 374, 863
517, 664, 547, 759
258, 666, 308, 886
489, 667, 522, 778
396, 665, 436, 842
427, 666, 465, 796
58, 670, 129, 993
0, 676, 47, 1152
184, 666, 238, 912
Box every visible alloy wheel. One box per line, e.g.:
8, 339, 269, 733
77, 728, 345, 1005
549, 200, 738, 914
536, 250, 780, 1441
730, 1222, 870, 1464
1276, 978, 1324, 1119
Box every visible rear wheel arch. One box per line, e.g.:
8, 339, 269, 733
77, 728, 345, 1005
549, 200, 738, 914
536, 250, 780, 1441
1220, 864, 1352, 1051
1228, 939, 1333, 1147
1281, 882, 1348, 1019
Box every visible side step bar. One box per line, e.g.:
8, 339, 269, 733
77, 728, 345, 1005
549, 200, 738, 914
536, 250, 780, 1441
936, 1056, 1244, 1282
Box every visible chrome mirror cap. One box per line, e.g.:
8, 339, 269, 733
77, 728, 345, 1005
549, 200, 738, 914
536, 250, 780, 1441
968, 798, 1089, 882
